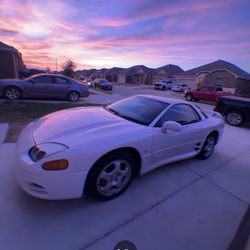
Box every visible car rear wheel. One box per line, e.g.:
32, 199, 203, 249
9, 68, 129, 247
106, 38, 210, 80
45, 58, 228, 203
185, 94, 193, 101
4, 87, 22, 100
161, 86, 166, 91
197, 134, 216, 159
225, 110, 244, 126
85, 151, 135, 200
68, 91, 80, 102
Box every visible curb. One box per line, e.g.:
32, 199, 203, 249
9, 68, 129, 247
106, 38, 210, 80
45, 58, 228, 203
0, 123, 9, 143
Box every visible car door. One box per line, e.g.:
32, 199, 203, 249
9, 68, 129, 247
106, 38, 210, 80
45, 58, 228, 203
52, 76, 72, 97
151, 104, 204, 167
25, 75, 54, 97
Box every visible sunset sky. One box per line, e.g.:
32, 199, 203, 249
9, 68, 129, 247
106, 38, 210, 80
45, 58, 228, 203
0, 0, 250, 71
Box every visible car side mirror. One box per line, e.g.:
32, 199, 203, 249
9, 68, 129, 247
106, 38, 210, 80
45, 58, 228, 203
161, 121, 182, 133
104, 100, 112, 107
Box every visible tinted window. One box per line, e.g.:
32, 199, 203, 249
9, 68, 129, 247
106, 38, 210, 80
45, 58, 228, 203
199, 87, 208, 91
32, 75, 53, 83
106, 96, 169, 126
54, 76, 71, 84
207, 86, 214, 92
100, 80, 109, 84
155, 104, 201, 126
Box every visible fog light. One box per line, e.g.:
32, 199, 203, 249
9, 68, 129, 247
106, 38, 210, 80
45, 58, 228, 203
42, 159, 69, 170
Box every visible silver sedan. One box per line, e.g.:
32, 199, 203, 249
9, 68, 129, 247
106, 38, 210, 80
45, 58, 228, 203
0, 74, 89, 102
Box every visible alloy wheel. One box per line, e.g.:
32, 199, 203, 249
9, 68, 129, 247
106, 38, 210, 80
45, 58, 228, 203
68, 92, 79, 102
96, 159, 132, 197
203, 136, 215, 158
5, 87, 21, 100
226, 112, 243, 126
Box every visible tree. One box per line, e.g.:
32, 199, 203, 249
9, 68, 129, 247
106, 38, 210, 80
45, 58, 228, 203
62, 59, 76, 78
45, 66, 51, 73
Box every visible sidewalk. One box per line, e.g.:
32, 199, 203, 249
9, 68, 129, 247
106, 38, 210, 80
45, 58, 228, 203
0, 123, 249, 250
0, 123, 9, 143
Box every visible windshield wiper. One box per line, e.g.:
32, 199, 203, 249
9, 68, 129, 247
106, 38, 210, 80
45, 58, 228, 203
104, 107, 145, 125
104, 107, 122, 116
119, 115, 145, 125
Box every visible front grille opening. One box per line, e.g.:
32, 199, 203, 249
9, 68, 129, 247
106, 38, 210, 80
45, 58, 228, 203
29, 183, 45, 190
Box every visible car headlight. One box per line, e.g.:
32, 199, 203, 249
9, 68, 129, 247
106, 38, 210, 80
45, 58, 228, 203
29, 143, 69, 162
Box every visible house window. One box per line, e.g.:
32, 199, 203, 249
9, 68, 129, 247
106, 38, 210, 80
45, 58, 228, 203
215, 78, 223, 86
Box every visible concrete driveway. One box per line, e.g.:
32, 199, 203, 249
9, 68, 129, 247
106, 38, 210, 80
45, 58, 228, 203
0, 123, 249, 250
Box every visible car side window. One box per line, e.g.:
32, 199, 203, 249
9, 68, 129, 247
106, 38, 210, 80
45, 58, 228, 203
155, 104, 201, 127
207, 86, 214, 92
199, 87, 208, 91
32, 75, 53, 83
54, 76, 71, 85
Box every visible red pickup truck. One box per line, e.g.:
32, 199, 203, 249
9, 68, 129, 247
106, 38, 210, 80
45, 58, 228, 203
185, 86, 234, 103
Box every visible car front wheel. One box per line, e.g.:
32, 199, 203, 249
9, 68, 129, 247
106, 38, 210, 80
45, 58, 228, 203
4, 87, 22, 100
68, 91, 80, 102
85, 151, 135, 200
198, 134, 216, 159
225, 110, 244, 126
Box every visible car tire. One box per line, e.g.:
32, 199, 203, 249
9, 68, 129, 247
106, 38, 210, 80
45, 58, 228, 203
197, 134, 216, 159
85, 151, 136, 200
185, 94, 193, 101
225, 110, 244, 126
4, 87, 22, 100
68, 91, 80, 102
161, 86, 166, 91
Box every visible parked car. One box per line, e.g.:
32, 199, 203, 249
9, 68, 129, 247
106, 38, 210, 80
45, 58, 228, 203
154, 80, 173, 90
0, 73, 89, 102
15, 95, 224, 200
79, 76, 85, 82
84, 78, 94, 88
185, 86, 234, 103
214, 96, 250, 126
172, 83, 190, 92
94, 79, 113, 91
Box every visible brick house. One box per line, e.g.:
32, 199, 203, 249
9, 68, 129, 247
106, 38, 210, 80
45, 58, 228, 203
152, 64, 184, 84
105, 65, 154, 84
0, 41, 26, 79
180, 60, 250, 95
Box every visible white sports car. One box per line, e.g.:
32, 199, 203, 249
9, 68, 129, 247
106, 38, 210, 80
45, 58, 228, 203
15, 95, 224, 200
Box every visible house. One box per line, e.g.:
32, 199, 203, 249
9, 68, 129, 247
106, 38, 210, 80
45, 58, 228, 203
0, 41, 26, 79
105, 65, 154, 84
180, 60, 250, 95
152, 64, 184, 84
127, 65, 154, 84
105, 67, 127, 83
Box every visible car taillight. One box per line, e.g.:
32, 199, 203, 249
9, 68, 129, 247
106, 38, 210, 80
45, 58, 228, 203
42, 159, 69, 170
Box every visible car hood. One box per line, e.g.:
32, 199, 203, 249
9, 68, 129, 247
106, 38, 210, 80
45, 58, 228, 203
32, 107, 137, 147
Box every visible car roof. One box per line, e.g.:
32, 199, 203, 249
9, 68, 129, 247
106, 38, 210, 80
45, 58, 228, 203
30, 73, 72, 79
137, 95, 188, 105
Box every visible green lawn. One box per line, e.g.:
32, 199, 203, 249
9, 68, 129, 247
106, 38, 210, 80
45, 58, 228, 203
0, 101, 101, 142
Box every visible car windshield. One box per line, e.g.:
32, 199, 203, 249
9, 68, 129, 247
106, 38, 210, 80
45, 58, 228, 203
105, 96, 169, 125
100, 80, 109, 84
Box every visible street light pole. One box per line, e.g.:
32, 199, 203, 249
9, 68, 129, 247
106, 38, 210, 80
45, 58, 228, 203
55, 56, 67, 73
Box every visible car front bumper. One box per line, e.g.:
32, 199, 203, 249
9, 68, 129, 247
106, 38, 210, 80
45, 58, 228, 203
15, 124, 88, 200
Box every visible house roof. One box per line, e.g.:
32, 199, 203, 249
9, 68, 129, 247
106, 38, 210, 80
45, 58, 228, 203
182, 60, 250, 80
105, 67, 127, 75
127, 65, 155, 75
155, 64, 184, 75
0, 41, 18, 53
